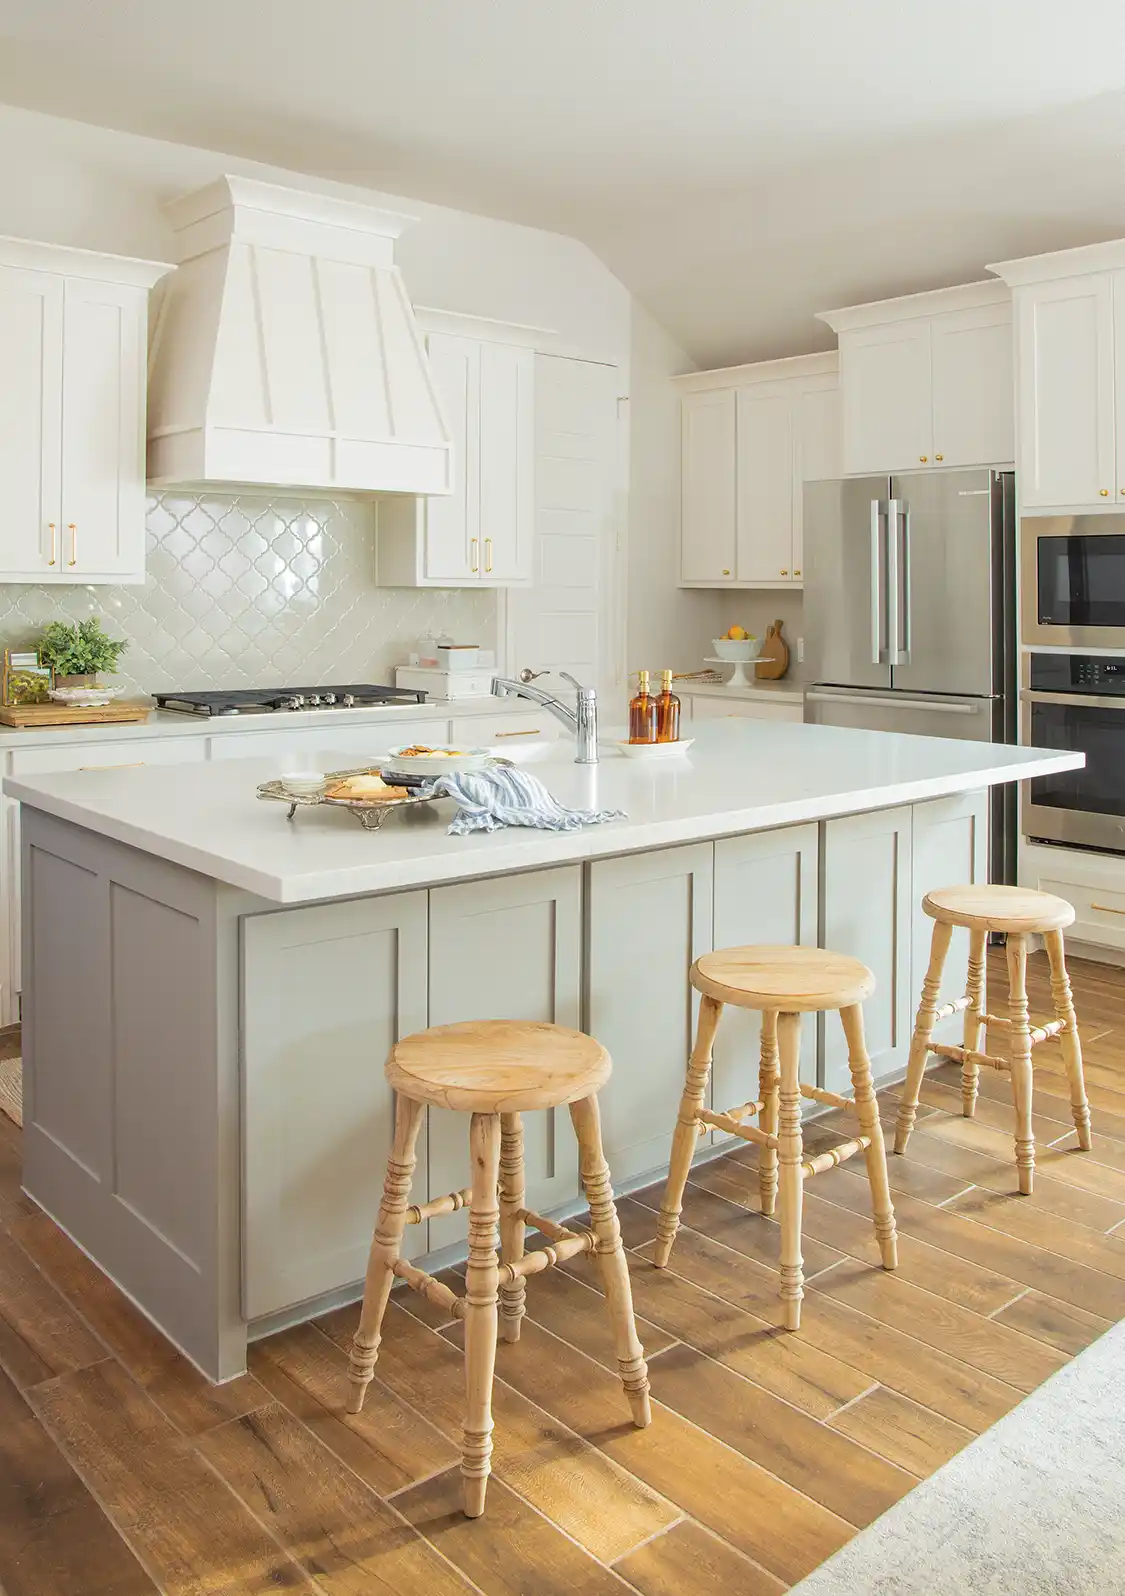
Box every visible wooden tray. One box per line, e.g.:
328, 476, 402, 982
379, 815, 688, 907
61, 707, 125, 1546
0, 702, 152, 729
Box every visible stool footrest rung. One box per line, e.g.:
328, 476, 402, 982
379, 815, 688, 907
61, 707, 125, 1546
1030, 1019, 1066, 1045
406, 1186, 472, 1225
802, 1135, 871, 1178
933, 996, 972, 1023
698, 1107, 778, 1147
393, 1258, 467, 1319
800, 1084, 853, 1112
930, 1042, 1010, 1071
501, 1228, 596, 1283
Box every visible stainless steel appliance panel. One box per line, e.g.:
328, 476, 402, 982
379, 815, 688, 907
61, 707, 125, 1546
1022, 652, 1125, 854
803, 476, 892, 690
1022, 514, 1125, 650
889, 469, 1004, 698
804, 684, 1001, 741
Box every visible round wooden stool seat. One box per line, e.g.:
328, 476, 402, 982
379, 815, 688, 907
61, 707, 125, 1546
385, 1019, 611, 1113
691, 944, 876, 1013
923, 884, 1075, 935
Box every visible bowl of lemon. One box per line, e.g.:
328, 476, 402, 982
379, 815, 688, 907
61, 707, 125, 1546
711, 626, 761, 661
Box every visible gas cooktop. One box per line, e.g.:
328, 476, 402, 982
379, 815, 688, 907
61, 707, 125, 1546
153, 685, 428, 717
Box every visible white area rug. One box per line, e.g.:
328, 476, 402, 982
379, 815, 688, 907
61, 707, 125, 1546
0, 1055, 21, 1127
791, 1319, 1125, 1596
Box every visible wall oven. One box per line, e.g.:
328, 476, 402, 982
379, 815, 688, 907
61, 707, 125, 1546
1022, 653, 1125, 854
1022, 514, 1125, 648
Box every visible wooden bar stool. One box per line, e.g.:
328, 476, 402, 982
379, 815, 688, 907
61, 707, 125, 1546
344, 1019, 651, 1518
895, 885, 1091, 1195
653, 945, 898, 1331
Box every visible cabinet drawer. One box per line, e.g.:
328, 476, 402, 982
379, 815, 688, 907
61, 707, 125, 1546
9, 737, 205, 775
451, 712, 562, 746
1036, 875, 1125, 950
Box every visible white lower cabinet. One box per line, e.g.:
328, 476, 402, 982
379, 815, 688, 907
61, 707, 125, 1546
821, 806, 913, 1093
710, 826, 819, 1144
241, 890, 429, 1319
587, 842, 713, 1185
911, 792, 987, 1048
426, 866, 583, 1249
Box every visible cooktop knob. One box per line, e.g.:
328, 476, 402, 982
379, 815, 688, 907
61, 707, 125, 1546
321, 692, 337, 705
341, 693, 356, 707
283, 695, 304, 711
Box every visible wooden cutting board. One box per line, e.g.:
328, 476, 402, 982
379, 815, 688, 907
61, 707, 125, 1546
0, 702, 152, 729
755, 619, 790, 680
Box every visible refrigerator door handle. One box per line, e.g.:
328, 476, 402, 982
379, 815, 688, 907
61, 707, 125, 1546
805, 690, 978, 714
897, 502, 911, 663
886, 498, 903, 666
869, 499, 885, 664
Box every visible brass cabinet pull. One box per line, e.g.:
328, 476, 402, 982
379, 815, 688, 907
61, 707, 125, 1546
919, 455, 928, 463
47, 522, 57, 566
793, 568, 802, 577
494, 728, 541, 738
1101, 489, 1110, 497
1091, 902, 1125, 916
68, 522, 77, 566
721, 568, 731, 576
780, 569, 789, 576
485, 536, 493, 573
78, 761, 145, 770
935, 453, 944, 461
470, 537, 479, 573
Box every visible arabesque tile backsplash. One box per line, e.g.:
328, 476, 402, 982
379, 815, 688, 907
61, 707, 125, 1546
0, 495, 496, 695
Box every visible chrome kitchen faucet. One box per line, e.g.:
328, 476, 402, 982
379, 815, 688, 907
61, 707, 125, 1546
491, 670, 599, 764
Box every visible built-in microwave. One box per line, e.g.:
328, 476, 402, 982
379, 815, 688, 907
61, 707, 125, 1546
1022, 514, 1125, 649
1022, 652, 1125, 855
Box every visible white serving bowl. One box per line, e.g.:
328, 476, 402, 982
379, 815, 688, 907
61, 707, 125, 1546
711, 637, 762, 661
48, 685, 125, 707
616, 738, 694, 760
381, 744, 495, 777
279, 771, 327, 797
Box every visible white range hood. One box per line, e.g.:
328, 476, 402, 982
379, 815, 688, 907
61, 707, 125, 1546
147, 176, 452, 496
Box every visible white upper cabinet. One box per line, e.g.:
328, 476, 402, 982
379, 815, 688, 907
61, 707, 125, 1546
819, 281, 1013, 476
676, 353, 839, 588
0, 237, 169, 584
375, 317, 536, 586
989, 243, 1124, 513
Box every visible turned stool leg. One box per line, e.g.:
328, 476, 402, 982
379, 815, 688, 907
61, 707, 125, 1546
570, 1094, 652, 1427
347, 1093, 425, 1413
653, 994, 723, 1268
962, 927, 987, 1118
1045, 929, 1092, 1152
895, 919, 953, 1154
758, 1010, 781, 1218
1006, 933, 1036, 1196
462, 1112, 502, 1517
840, 1004, 898, 1271
498, 1112, 527, 1343
777, 1011, 805, 1332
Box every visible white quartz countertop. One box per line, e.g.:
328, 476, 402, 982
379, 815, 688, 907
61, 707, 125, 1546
5, 719, 1082, 906
678, 678, 805, 704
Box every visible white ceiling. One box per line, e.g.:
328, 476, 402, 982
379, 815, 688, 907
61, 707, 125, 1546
1, 0, 1124, 366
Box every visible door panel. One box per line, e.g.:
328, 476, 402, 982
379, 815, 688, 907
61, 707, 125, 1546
804, 685, 997, 742
839, 321, 931, 474
803, 476, 892, 688
890, 469, 997, 696
736, 387, 794, 582
424, 333, 478, 580
479, 341, 534, 583
930, 306, 1014, 467
1016, 274, 1115, 510
681, 390, 736, 582
0, 265, 63, 579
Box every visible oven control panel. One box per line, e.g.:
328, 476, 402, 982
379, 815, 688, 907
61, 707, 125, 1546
1029, 653, 1125, 695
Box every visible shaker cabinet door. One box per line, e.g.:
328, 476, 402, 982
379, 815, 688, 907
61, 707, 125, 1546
478, 341, 534, 583
587, 842, 713, 1184
930, 304, 1014, 468
242, 890, 429, 1319
839, 321, 932, 474
424, 332, 480, 580
736, 387, 795, 583
427, 866, 583, 1248
0, 264, 63, 579
681, 389, 736, 582
911, 791, 988, 1052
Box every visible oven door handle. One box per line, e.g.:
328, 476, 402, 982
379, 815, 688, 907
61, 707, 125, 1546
1023, 689, 1125, 710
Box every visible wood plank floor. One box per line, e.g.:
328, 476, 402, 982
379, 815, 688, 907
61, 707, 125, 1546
2, 950, 1124, 1594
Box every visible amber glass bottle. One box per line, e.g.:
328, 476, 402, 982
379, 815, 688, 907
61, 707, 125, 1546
629, 670, 658, 743
655, 670, 681, 743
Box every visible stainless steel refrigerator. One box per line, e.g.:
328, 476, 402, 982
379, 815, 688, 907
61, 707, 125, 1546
803, 468, 1017, 881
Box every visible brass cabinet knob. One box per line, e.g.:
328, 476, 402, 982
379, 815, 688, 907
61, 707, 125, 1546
919, 455, 928, 463
794, 568, 801, 577
1101, 489, 1110, 496
935, 453, 944, 461
780, 569, 789, 576
721, 568, 730, 576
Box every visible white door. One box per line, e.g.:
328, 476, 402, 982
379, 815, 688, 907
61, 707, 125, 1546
479, 341, 534, 584
680, 389, 736, 582
930, 305, 1014, 468
736, 387, 795, 583
506, 355, 619, 694
840, 321, 932, 474
59, 278, 147, 579
794, 382, 841, 583
0, 264, 63, 579
1112, 272, 1125, 504
424, 333, 479, 580
1016, 273, 1115, 510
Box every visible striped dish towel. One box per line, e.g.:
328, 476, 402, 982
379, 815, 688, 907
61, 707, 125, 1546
423, 766, 626, 834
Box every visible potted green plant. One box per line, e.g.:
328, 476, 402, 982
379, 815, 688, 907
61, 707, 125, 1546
37, 618, 128, 688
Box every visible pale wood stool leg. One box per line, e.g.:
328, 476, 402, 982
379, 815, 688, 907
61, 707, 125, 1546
894, 918, 953, 1154
962, 927, 987, 1118
1006, 933, 1036, 1196
758, 1010, 781, 1218
653, 994, 723, 1268
570, 1093, 652, 1427
462, 1111, 502, 1517
1045, 929, 1092, 1152
347, 1093, 425, 1414
776, 1011, 805, 1332
498, 1112, 527, 1343
840, 1004, 898, 1271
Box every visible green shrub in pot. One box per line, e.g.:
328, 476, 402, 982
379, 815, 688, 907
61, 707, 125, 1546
37, 618, 128, 686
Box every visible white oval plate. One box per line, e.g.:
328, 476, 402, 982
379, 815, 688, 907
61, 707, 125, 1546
48, 685, 125, 707
381, 744, 495, 777
616, 738, 694, 760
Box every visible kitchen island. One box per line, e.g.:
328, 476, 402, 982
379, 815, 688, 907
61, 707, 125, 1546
6, 719, 1081, 1380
